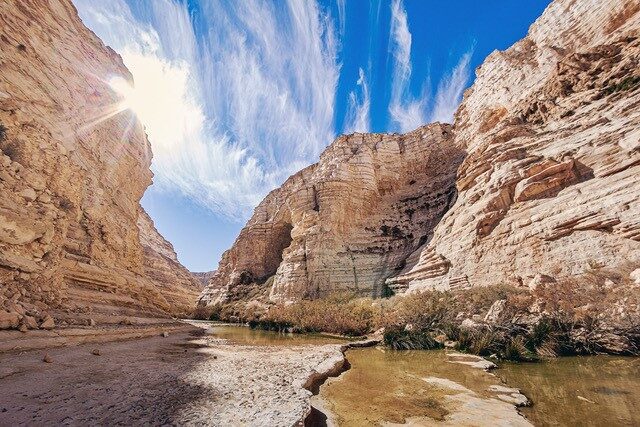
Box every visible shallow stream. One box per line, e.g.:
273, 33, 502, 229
205, 324, 640, 426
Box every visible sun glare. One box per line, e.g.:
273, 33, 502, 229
109, 76, 140, 115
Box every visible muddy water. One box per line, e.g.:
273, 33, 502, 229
314, 347, 512, 426
196, 324, 640, 426
497, 356, 640, 426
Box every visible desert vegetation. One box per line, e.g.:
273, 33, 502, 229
198, 264, 640, 359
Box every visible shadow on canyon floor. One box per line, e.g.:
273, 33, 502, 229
0, 327, 215, 425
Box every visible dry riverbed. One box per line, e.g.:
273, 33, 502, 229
0, 323, 348, 426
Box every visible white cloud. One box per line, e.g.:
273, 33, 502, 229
388, 0, 473, 129
73, 0, 339, 220
344, 68, 370, 133
336, 0, 346, 36
388, 0, 423, 133
430, 51, 473, 124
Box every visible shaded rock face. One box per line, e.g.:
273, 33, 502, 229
392, 0, 640, 293
137, 211, 204, 315
200, 124, 465, 304
0, 0, 200, 327
200, 0, 640, 306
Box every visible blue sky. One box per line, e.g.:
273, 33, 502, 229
73, 0, 550, 272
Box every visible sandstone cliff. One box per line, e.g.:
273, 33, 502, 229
200, 0, 640, 306
200, 124, 465, 305
390, 0, 640, 293
0, 0, 200, 330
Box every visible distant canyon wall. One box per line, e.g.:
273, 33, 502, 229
200, 0, 640, 306
200, 124, 464, 304
0, 0, 201, 329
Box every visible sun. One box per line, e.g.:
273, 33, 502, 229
109, 76, 142, 115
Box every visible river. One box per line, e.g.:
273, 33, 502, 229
208, 325, 640, 426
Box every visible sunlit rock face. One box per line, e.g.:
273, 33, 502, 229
0, 0, 200, 328
200, 0, 640, 306
200, 124, 465, 305
391, 0, 640, 292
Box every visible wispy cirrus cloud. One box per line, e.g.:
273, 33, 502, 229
388, 0, 423, 132
344, 67, 371, 133
388, 0, 472, 130
74, 0, 339, 220
431, 51, 473, 123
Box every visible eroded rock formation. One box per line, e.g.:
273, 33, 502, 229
0, 0, 201, 329
390, 0, 640, 293
200, 0, 640, 306
200, 124, 465, 305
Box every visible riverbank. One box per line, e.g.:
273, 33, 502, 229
2, 322, 638, 425
0, 323, 350, 426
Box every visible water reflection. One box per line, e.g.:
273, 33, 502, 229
497, 356, 640, 426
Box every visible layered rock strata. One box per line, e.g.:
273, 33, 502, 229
0, 0, 201, 329
200, 125, 465, 304
200, 0, 640, 306
390, 0, 640, 292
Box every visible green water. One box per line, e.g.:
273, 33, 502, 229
497, 356, 640, 426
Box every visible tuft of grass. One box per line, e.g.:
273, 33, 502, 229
603, 75, 640, 95
383, 326, 442, 350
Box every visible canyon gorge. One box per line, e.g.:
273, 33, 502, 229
0, 0, 639, 425
0, 0, 202, 337
200, 0, 640, 308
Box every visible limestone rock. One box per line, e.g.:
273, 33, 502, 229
484, 300, 506, 323
0, 0, 203, 327
137, 210, 204, 315
193, 271, 217, 287
199, 0, 640, 309
200, 124, 464, 304
0, 310, 20, 329
390, 0, 640, 293
40, 316, 55, 330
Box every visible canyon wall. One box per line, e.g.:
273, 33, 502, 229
200, 125, 465, 305
390, 0, 640, 293
200, 0, 640, 306
0, 0, 201, 330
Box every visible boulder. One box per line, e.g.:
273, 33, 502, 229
0, 310, 20, 329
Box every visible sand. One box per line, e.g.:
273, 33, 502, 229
0, 324, 345, 426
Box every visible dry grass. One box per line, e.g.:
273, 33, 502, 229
253, 292, 381, 336
197, 265, 640, 357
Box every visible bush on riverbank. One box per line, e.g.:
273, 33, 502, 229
250, 293, 381, 336
381, 267, 640, 359
195, 265, 640, 358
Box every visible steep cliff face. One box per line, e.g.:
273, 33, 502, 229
0, 0, 200, 329
137, 210, 204, 315
200, 0, 640, 307
200, 124, 465, 305
391, 0, 640, 292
